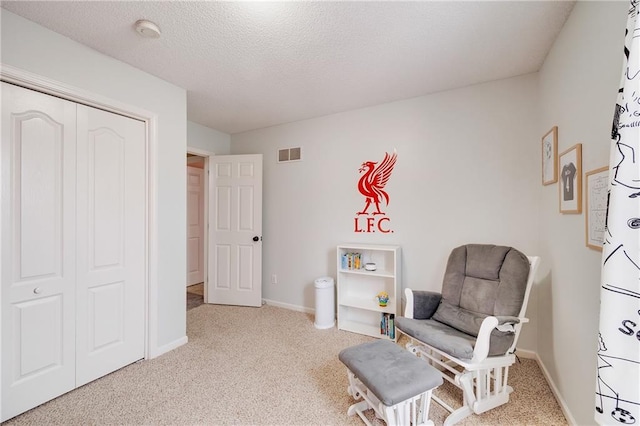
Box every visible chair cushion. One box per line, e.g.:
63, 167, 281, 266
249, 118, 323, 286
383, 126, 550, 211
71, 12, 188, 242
466, 244, 510, 280
412, 291, 442, 320
338, 339, 443, 406
396, 316, 516, 360
440, 244, 530, 317
396, 317, 476, 359
431, 301, 486, 336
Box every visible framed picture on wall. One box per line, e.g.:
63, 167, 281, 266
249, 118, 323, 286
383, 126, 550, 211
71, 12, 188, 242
542, 126, 558, 185
585, 166, 609, 251
559, 143, 582, 214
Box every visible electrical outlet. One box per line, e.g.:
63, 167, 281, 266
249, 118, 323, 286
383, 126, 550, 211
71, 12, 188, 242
271, 274, 277, 285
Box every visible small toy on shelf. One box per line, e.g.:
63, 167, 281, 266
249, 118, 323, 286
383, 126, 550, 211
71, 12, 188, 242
376, 291, 389, 307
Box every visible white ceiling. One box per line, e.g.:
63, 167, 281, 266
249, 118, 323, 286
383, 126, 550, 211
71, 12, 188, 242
1, 1, 576, 134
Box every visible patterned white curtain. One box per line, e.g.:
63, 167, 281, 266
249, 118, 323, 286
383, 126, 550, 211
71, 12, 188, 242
595, 1, 640, 424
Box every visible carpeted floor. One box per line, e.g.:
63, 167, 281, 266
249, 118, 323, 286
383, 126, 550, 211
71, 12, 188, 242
3, 304, 567, 425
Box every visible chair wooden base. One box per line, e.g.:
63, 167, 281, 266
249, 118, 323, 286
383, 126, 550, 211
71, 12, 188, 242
402, 335, 516, 426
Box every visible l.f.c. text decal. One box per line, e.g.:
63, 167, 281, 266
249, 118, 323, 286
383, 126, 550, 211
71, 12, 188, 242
354, 151, 397, 233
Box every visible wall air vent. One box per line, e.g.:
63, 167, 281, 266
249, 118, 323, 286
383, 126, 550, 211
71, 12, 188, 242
277, 147, 302, 163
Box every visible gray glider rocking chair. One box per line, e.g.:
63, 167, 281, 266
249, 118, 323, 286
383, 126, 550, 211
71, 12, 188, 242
396, 244, 539, 426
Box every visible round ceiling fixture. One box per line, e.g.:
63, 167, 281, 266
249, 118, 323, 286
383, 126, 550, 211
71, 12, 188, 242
134, 20, 161, 38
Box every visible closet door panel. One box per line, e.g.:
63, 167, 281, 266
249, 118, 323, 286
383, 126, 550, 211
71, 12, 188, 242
1, 83, 77, 422
18, 117, 62, 278
75, 104, 145, 387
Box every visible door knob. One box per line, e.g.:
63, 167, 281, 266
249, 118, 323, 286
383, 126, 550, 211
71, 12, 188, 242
253, 236, 260, 242
33, 287, 42, 294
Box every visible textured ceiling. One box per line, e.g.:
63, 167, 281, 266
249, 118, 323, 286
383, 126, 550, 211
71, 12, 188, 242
1, 1, 576, 134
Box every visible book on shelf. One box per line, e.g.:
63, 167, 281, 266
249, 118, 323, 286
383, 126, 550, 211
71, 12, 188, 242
341, 252, 362, 270
380, 312, 395, 339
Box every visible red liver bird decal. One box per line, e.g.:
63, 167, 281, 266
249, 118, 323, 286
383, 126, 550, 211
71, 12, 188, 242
357, 151, 397, 215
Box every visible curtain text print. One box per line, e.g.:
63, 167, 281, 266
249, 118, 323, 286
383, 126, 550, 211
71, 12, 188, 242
595, 1, 640, 424
354, 151, 397, 233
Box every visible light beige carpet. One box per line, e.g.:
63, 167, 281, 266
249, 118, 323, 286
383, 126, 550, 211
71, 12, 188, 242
3, 304, 567, 425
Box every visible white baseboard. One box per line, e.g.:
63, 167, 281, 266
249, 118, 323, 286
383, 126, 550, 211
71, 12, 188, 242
262, 298, 315, 314
531, 352, 577, 425
514, 348, 536, 359
148, 336, 188, 359
515, 348, 575, 424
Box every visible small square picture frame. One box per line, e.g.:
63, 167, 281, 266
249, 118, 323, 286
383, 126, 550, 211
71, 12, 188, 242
559, 143, 582, 214
542, 126, 558, 185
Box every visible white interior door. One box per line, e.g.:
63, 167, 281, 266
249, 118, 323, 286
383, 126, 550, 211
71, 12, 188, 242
1, 82, 78, 421
75, 104, 145, 387
187, 166, 205, 286
208, 154, 262, 307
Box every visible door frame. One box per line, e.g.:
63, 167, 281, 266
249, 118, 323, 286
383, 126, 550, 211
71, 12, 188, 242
186, 164, 205, 287
185, 147, 214, 302
0, 65, 160, 363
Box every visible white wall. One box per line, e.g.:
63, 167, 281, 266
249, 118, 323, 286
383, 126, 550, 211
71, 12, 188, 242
232, 74, 542, 349
537, 2, 627, 425
188, 120, 231, 154
1, 10, 188, 355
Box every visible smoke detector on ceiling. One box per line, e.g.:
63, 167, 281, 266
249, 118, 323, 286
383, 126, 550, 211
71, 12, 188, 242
134, 20, 161, 38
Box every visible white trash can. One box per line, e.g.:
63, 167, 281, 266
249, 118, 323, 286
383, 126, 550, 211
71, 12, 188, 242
314, 276, 335, 329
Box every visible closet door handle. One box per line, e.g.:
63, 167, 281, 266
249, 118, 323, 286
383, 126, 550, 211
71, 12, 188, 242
33, 287, 42, 294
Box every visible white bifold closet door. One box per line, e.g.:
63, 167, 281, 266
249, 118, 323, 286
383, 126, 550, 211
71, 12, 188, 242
1, 82, 145, 421
74, 102, 145, 387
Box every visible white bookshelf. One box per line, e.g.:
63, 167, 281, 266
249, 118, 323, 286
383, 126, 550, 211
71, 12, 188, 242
336, 244, 401, 340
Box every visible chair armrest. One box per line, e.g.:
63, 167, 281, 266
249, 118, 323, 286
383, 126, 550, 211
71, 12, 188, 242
495, 316, 521, 332
404, 289, 442, 320
472, 316, 524, 362
472, 316, 499, 363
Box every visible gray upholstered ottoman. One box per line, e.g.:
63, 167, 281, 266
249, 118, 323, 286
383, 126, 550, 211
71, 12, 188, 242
338, 339, 443, 426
